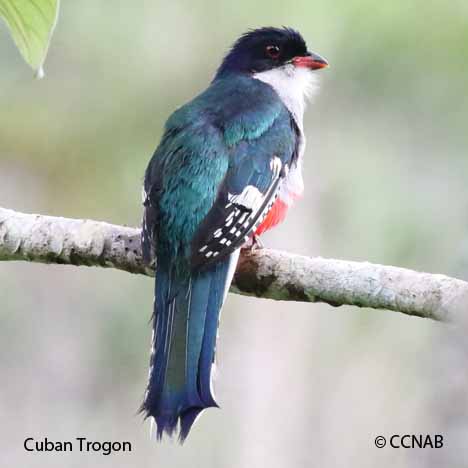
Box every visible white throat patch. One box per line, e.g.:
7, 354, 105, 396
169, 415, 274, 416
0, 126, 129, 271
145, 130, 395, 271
253, 64, 318, 204
252, 64, 318, 130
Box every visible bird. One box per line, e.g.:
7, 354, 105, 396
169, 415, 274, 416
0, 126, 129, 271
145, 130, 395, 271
140, 26, 328, 441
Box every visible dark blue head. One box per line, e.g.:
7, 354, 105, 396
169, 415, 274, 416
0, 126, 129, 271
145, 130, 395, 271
215, 27, 328, 80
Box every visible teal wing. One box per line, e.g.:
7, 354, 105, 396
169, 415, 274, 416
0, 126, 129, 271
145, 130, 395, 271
190, 104, 298, 269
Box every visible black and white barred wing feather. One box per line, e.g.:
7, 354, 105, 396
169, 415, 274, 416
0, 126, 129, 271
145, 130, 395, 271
191, 155, 286, 270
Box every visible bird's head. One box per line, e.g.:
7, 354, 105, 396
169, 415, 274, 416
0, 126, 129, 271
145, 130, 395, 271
215, 27, 328, 80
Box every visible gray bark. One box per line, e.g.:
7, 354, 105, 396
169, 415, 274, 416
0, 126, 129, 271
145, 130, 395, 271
1, 206, 467, 322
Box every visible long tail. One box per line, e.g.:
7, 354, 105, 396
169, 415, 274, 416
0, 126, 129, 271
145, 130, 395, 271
141, 251, 239, 442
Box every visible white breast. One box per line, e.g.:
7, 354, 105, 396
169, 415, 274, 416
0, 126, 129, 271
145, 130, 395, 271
253, 64, 318, 205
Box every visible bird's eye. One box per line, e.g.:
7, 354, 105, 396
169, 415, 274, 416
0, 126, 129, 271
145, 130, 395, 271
265, 45, 281, 59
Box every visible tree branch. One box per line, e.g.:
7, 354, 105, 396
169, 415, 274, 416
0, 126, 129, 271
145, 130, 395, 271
0, 206, 466, 322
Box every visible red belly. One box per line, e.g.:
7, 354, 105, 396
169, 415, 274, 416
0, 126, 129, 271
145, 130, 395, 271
255, 198, 289, 236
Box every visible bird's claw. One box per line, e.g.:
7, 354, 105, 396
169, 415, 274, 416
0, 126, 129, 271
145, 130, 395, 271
252, 234, 264, 250
242, 234, 264, 253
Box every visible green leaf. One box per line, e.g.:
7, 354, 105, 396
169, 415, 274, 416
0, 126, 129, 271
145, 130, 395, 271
0, 0, 60, 78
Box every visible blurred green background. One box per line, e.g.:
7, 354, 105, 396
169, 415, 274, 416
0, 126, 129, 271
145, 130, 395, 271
1, 1, 468, 467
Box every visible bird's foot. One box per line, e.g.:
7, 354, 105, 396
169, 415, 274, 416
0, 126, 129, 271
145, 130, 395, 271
242, 234, 264, 253
252, 234, 264, 250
